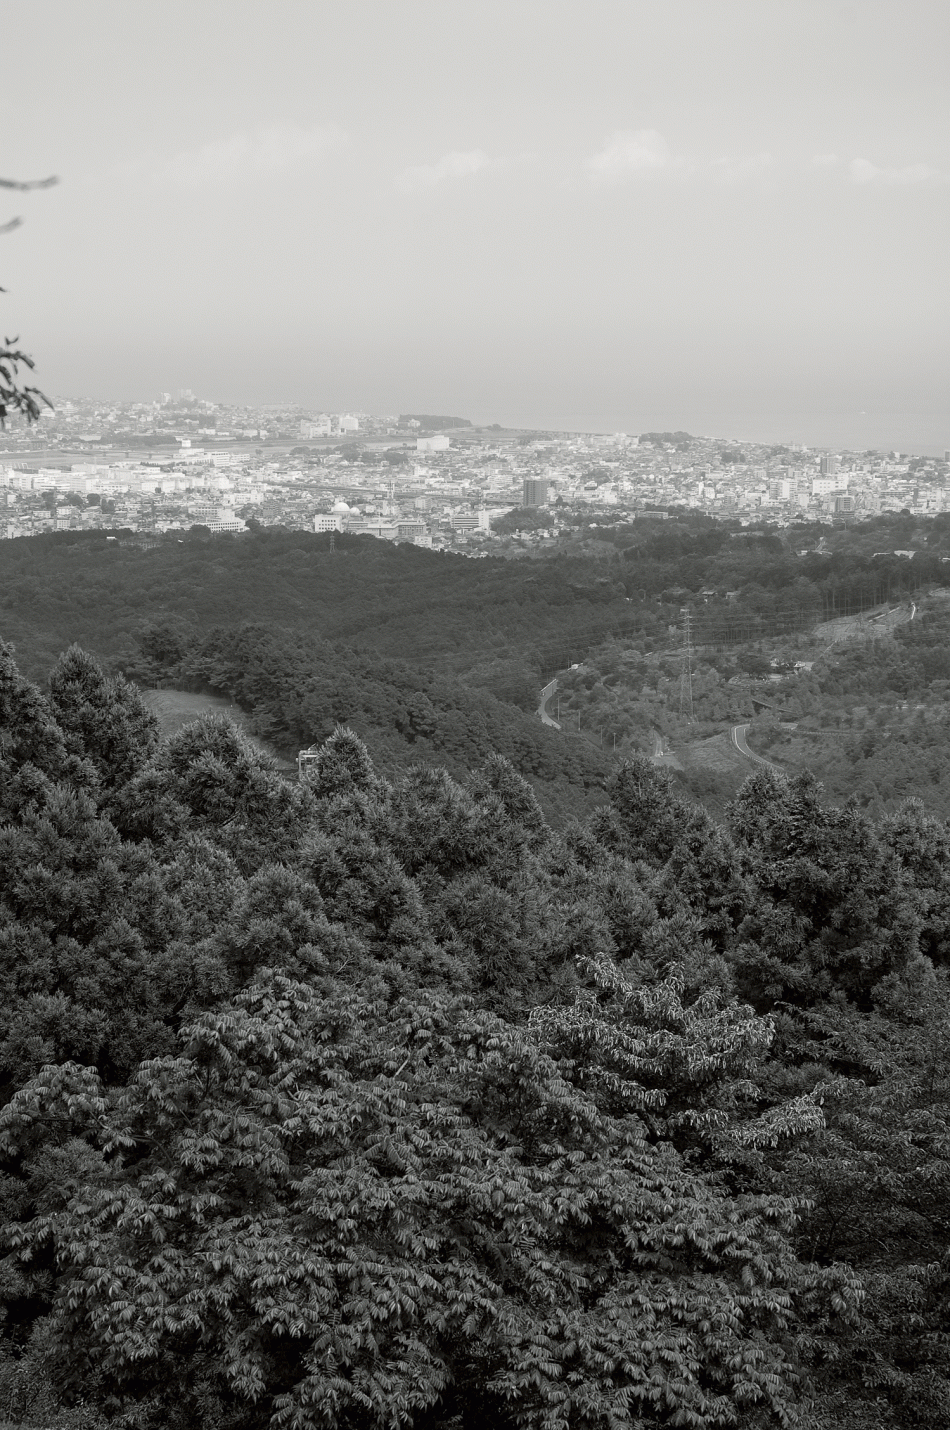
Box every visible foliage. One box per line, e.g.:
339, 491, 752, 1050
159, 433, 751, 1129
1, 172, 57, 424
0, 644, 948, 1427
0, 340, 51, 426
0, 528, 642, 686
130, 619, 611, 826
0, 964, 854, 1430
727, 767, 922, 1010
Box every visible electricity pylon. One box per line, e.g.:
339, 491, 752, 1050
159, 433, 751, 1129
678, 606, 694, 721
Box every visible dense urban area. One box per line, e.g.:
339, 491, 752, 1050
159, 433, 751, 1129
2, 392, 948, 549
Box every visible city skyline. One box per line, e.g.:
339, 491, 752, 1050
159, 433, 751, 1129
5, 392, 947, 550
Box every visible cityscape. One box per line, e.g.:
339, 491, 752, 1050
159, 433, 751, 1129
3, 392, 948, 550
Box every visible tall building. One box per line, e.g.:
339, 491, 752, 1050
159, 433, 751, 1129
820, 455, 840, 476
523, 478, 548, 506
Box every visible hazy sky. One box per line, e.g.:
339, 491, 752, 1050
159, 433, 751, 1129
4, 0, 949, 447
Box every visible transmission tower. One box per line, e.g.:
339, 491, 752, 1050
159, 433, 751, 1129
678, 606, 694, 721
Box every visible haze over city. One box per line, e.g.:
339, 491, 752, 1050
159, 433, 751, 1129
3, 0, 949, 452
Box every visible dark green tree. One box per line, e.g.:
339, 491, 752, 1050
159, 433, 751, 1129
46, 644, 161, 797
727, 768, 922, 1010
1, 961, 856, 1430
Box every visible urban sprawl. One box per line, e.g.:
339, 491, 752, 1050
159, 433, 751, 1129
2, 393, 948, 550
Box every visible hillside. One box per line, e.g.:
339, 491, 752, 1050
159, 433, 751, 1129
1, 640, 948, 1429
6, 516, 950, 823
125, 620, 611, 825
0, 529, 636, 822
0, 528, 639, 684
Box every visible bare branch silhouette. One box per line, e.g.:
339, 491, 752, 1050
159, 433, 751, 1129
1, 175, 58, 243
0, 175, 58, 190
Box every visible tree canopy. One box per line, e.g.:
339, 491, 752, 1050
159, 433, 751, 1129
0, 641, 947, 1428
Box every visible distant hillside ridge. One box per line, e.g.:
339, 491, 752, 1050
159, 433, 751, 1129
399, 414, 472, 429
0, 528, 641, 685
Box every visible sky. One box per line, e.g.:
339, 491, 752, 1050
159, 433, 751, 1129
3, 0, 949, 450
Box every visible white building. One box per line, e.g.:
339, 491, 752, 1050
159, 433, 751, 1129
314, 514, 343, 533
812, 475, 850, 496
206, 513, 247, 533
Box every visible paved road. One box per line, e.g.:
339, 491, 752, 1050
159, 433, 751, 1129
732, 723, 778, 771
650, 729, 684, 770
538, 677, 560, 728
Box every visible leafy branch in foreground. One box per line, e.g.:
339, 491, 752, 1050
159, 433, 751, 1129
0, 339, 51, 425
0, 966, 858, 1430
1, 173, 58, 420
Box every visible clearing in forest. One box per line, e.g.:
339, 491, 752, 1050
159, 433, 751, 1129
142, 689, 292, 768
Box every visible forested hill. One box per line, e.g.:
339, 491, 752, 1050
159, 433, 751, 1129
1, 640, 949, 1429
125, 620, 611, 825
4, 517, 950, 822
6, 512, 950, 689
0, 529, 639, 821
0, 528, 638, 686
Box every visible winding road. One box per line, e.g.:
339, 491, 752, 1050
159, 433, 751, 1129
538, 677, 560, 728
732, 723, 778, 771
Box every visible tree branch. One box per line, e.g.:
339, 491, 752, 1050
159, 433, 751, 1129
0, 176, 58, 191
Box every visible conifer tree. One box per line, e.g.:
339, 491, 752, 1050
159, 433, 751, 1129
0, 641, 77, 815
47, 644, 160, 796
303, 723, 380, 799
727, 767, 922, 1009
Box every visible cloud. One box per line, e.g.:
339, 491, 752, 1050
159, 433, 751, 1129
153, 124, 346, 186
396, 149, 491, 192
587, 133, 773, 184
849, 157, 942, 185
587, 129, 671, 182
708, 153, 775, 183
811, 153, 840, 167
